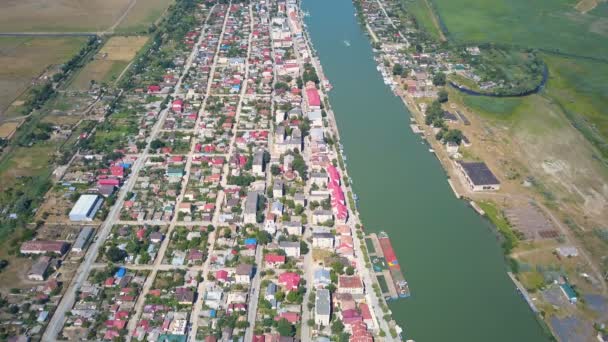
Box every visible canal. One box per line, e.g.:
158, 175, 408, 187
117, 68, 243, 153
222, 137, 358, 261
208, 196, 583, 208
301, 0, 550, 341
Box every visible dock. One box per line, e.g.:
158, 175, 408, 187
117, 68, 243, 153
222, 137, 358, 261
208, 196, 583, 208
447, 179, 461, 198
367, 233, 399, 300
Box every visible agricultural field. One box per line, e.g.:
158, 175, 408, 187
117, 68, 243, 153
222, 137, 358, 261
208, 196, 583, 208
70, 36, 149, 90
115, 0, 175, 33
0, 37, 86, 120
0, 0, 131, 32
429, 0, 608, 59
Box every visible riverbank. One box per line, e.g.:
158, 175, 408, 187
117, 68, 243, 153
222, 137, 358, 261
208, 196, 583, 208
302, 0, 552, 340
298, 5, 404, 339
352, 0, 608, 340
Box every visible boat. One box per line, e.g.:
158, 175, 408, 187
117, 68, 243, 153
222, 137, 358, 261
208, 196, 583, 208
343, 40, 351, 47
378, 231, 411, 298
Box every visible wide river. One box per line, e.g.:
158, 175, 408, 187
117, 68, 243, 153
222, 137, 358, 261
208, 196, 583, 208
302, 0, 550, 341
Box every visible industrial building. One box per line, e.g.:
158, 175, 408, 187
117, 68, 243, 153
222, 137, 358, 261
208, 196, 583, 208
72, 226, 95, 253
69, 194, 103, 221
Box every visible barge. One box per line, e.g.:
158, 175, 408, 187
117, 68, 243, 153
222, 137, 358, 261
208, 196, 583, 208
378, 231, 410, 298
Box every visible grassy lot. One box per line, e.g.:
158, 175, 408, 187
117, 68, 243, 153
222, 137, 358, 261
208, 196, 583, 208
403, 0, 442, 40
0, 143, 56, 188
0, 0, 131, 32
478, 200, 519, 253
70, 36, 148, 90
541, 54, 608, 158
0, 37, 86, 119
430, 0, 608, 59
116, 0, 174, 33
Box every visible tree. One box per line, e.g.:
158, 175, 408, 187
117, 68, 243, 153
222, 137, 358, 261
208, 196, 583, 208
300, 241, 309, 255
345, 266, 355, 275
271, 164, 281, 176
443, 129, 463, 145
256, 230, 272, 245
433, 72, 446, 86
276, 318, 295, 337
437, 89, 448, 103
392, 63, 404, 76
105, 246, 127, 263
331, 319, 344, 334
150, 139, 165, 150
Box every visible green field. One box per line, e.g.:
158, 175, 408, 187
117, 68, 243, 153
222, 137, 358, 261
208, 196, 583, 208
430, 0, 608, 59
0, 37, 86, 119
116, 0, 174, 33
404, 0, 442, 40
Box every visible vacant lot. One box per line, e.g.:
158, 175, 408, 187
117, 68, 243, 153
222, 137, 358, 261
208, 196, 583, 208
116, 0, 174, 33
0, 37, 86, 120
0, 0, 131, 32
430, 0, 608, 59
70, 36, 148, 90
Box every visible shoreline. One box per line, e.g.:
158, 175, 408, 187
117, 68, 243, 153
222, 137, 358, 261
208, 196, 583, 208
298, 3, 405, 340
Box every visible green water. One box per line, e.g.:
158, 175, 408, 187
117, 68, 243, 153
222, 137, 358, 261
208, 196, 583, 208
302, 0, 550, 340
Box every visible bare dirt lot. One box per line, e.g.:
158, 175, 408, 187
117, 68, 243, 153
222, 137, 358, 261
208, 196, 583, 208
0, 37, 86, 120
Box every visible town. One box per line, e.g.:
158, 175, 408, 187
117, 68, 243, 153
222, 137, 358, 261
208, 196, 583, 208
0, 0, 406, 341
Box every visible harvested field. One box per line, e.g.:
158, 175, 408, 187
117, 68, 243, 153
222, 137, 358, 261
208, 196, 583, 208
116, 0, 174, 33
0, 37, 86, 120
0, 121, 20, 139
0, 0, 131, 32
70, 36, 148, 90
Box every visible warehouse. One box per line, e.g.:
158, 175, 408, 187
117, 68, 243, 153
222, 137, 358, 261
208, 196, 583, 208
71, 226, 95, 253
456, 161, 501, 191
69, 194, 103, 221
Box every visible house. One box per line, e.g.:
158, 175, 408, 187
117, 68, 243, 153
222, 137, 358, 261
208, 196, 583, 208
278, 272, 301, 292
265, 282, 277, 301
446, 141, 459, 155
349, 321, 373, 342
275, 312, 300, 324
235, 264, 254, 284
21, 240, 69, 255
456, 161, 500, 191
311, 172, 328, 187
338, 276, 364, 295
307, 110, 323, 127
226, 291, 248, 304
315, 289, 331, 326
312, 232, 334, 249
312, 210, 333, 225
244, 191, 259, 224
313, 268, 331, 288
175, 287, 195, 305
560, 283, 578, 303
253, 149, 267, 176
28, 256, 51, 281
273, 180, 284, 198
279, 241, 300, 257
265, 254, 286, 268
283, 221, 302, 236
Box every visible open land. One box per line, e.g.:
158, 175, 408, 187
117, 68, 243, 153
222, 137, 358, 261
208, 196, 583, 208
115, 0, 174, 33
429, 0, 608, 59
0, 37, 86, 120
0, 0, 132, 33
70, 36, 149, 90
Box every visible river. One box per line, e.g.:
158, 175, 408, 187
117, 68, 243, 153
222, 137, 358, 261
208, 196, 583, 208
301, 0, 550, 341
